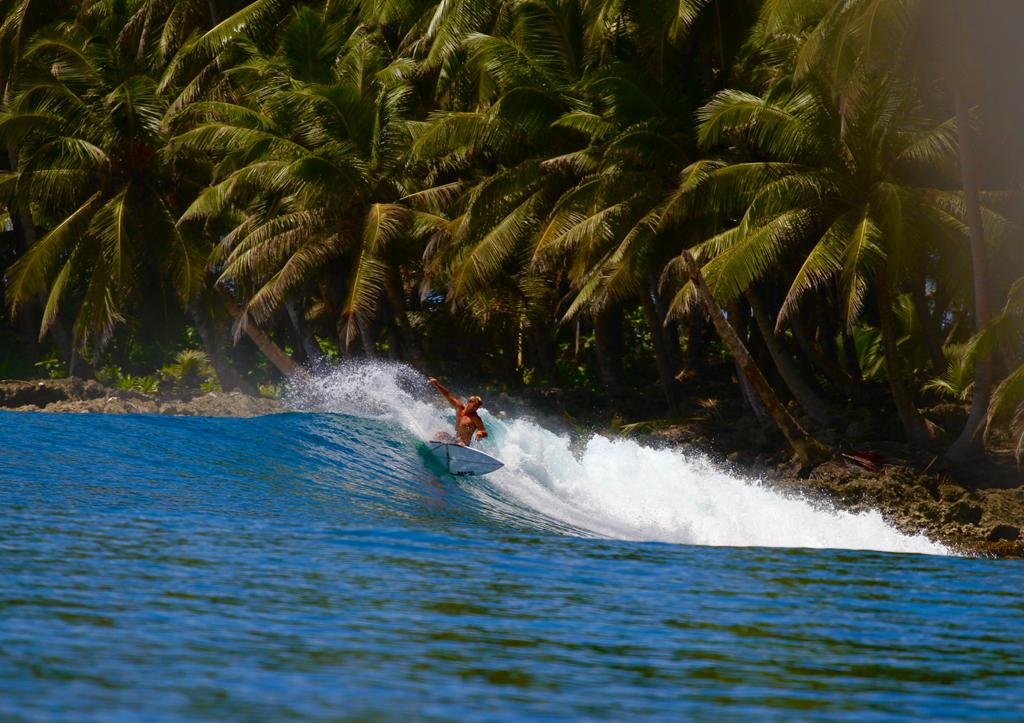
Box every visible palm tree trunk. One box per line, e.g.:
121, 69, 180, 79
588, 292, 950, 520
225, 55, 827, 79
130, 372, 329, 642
285, 298, 324, 365
47, 318, 94, 379
728, 301, 767, 423
841, 331, 862, 383
650, 272, 684, 366
747, 287, 834, 425
527, 320, 558, 383
789, 312, 856, 398
640, 289, 679, 414
875, 270, 931, 447
384, 265, 424, 365
681, 251, 831, 467
358, 312, 378, 357
190, 295, 253, 393
948, 85, 993, 459
6, 211, 38, 359
222, 296, 301, 378
735, 355, 770, 426
686, 312, 707, 372
593, 307, 622, 392
911, 283, 946, 373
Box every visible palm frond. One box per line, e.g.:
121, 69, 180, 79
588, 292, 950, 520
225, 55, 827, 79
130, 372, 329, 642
987, 362, 1024, 462
777, 209, 856, 326
339, 203, 410, 344
5, 190, 103, 309
449, 187, 547, 297
838, 208, 884, 327
161, 0, 286, 92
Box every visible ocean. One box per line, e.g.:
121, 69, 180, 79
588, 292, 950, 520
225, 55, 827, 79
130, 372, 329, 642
2, 362, 1021, 720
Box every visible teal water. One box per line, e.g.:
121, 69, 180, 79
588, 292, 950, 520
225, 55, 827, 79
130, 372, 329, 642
2, 366, 1023, 720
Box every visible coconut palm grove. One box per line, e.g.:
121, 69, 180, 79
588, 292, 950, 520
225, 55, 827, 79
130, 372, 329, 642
1, 0, 1023, 467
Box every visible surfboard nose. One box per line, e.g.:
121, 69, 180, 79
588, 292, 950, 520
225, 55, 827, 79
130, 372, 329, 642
427, 441, 504, 476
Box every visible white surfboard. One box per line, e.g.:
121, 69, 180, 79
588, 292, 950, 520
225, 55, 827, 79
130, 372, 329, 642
428, 441, 504, 476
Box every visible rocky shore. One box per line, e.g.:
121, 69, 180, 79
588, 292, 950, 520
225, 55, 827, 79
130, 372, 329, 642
0, 378, 284, 417
3, 377, 1022, 558
644, 426, 1024, 559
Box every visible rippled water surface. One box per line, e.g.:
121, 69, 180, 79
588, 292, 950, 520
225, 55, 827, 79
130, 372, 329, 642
2, 373, 1023, 720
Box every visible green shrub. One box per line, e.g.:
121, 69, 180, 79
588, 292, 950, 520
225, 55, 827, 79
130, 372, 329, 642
115, 374, 159, 394
161, 350, 217, 391
34, 353, 65, 379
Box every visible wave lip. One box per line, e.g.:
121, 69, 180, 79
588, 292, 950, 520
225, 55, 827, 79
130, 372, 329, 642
288, 362, 950, 556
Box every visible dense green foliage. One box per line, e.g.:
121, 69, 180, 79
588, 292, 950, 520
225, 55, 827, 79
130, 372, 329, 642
1, 0, 1022, 461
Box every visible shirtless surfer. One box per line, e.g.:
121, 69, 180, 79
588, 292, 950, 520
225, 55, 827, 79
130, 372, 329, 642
427, 377, 488, 446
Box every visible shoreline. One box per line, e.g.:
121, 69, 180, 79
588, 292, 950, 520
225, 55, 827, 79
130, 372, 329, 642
4, 377, 1022, 559
0, 378, 284, 417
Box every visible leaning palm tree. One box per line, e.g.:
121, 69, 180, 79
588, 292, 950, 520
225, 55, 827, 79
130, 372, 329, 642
667, 62, 981, 446
679, 248, 831, 467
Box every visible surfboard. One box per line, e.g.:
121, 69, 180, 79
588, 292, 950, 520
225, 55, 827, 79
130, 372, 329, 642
428, 441, 504, 476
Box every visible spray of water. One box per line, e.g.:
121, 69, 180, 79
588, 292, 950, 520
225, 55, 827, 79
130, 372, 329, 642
287, 361, 949, 556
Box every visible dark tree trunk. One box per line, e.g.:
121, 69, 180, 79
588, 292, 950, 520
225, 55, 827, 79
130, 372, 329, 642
527, 320, 558, 383
358, 311, 378, 358
8, 212, 39, 359
911, 283, 946, 373
4, 143, 33, 346
222, 296, 301, 378
875, 270, 932, 447
841, 330, 863, 383
747, 287, 834, 425
948, 84, 993, 460
593, 307, 623, 392
728, 300, 769, 424
789, 312, 856, 398
190, 296, 253, 393
4, 162, 88, 377
736, 356, 770, 426
285, 298, 324, 366
640, 289, 679, 414
386, 319, 402, 360
48, 319, 94, 379
681, 251, 831, 467
650, 272, 684, 370
686, 312, 708, 372
384, 264, 423, 365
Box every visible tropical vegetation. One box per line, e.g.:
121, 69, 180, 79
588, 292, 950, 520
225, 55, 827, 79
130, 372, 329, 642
1, 0, 1022, 465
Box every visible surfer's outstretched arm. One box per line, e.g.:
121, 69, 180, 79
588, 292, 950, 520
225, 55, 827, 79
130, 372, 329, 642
427, 377, 463, 411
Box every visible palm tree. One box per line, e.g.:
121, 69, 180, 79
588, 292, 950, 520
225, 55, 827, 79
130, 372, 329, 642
671, 38, 981, 445
0, 0, 82, 367
405, 0, 591, 382
410, 0, 751, 400
2, 20, 205, 362
779, 0, 1024, 456
679, 248, 831, 466
174, 5, 422, 360
979, 276, 1024, 461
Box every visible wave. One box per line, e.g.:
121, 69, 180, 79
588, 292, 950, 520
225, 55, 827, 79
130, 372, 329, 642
287, 361, 949, 556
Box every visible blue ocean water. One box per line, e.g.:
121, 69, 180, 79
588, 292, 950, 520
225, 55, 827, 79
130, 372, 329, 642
2, 366, 1023, 720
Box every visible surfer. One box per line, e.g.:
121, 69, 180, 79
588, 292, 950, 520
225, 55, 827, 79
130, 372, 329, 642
427, 377, 488, 446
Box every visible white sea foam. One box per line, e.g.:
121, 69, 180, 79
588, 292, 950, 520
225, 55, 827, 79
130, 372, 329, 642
288, 361, 950, 556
